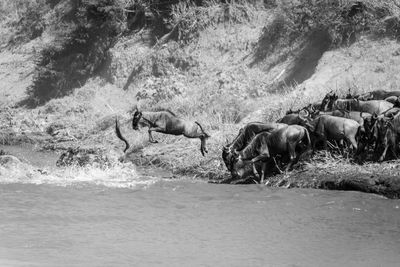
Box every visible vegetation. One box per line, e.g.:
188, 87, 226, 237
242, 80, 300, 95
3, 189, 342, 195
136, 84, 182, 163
1, 0, 400, 197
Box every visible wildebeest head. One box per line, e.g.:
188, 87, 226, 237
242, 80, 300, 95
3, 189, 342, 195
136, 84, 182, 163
393, 96, 400, 108
371, 114, 389, 144
132, 109, 142, 130
222, 145, 234, 171
230, 151, 252, 179
320, 91, 338, 111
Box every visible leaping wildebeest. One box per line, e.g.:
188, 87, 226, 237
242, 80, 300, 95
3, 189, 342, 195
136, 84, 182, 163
231, 125, 311, 183
131, 109, 210, 156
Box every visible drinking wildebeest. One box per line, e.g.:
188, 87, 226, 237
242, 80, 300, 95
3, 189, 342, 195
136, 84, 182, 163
231, 125, 311, 183
358, 90, 400, 101
222, 122, 286, 171
131, 109, 210, 156
303, 115, 362, 152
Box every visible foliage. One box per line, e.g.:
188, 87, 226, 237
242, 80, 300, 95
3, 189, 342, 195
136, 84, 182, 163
27, 0, 126, 105
169, 0, 257, 44
253, 0, 400, 68
0, 0, 50, 46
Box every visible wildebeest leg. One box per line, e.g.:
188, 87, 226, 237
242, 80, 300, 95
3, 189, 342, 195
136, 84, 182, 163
272, 157, 283, 174
390, 144, 398, 159
286, 142, 297, 171
148, 126, 167, 143
379, 142, 389, 162
260, 162, 267, 184
252, 163, 260, 179
321, 137, 328, 151
379, 147, 388, 162
148, 129, 158, 143
347, 136, 358, 155
200, 137, 208, 156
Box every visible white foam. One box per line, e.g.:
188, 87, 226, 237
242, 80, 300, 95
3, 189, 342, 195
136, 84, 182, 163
0, 162, 160, 189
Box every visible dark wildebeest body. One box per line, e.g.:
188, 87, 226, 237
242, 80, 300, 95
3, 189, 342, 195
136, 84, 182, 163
374, 113, 400, 161
222, 122, 286, 171
358, 90, 400, 101
232, 125, 311, 183
304, 115, 361, 151
277, 113, 308, 125
131, 109, 210, 156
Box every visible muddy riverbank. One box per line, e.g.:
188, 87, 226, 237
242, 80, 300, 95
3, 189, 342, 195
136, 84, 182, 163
1, 130, 400, 199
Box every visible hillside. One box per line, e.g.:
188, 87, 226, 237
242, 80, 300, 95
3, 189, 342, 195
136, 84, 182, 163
1, 0, 400, 196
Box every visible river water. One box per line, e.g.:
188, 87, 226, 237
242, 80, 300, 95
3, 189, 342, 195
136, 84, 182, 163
0, 146, 400, 266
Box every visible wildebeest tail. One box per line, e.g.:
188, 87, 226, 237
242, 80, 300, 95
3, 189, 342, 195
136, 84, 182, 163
115, 118, 130, 153
195, 121, 210, 138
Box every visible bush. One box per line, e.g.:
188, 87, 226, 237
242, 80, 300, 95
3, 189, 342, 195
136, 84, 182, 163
169, 0, 257, 44
0, 0, 50, 46
27, 0, 126, 105
253, 0, 400, 69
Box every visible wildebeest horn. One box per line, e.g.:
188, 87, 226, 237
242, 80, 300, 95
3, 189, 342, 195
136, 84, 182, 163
300, 109, 309, 117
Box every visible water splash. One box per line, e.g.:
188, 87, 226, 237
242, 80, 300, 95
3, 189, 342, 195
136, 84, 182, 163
0, 161, 160, 189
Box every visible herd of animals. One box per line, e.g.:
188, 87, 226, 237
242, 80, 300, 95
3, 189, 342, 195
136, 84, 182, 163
115, 89, 400, 183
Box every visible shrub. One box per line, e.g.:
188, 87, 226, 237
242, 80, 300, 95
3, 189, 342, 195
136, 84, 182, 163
27, 0, 126, 105
168, 0, 257, 44
0, 0, 50, 46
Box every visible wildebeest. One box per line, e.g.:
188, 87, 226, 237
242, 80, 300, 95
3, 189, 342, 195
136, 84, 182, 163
131, 109, 210, 156
320, 91, 336, 111
320, 92, 354, 111
222, 122, 286, 171
374, 113, 400, 161
329, 109, 371, 131
231, 125, 311, 183
349, 99, 394, 115
358, 90, 400, 101
303, 115, 361, 151
277, 113, 309, 125
323, 96, 393, 115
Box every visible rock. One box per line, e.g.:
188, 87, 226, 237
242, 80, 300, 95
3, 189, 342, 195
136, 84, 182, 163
46, 122, 65, 136
56, 147, 111, 167
0, 155, 23, 168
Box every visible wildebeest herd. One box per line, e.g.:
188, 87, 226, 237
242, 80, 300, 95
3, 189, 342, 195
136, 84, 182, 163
221, 89, 400, 183
115, 90, 400, 184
